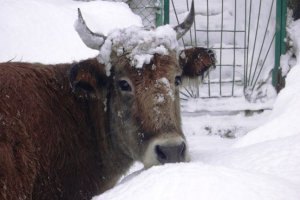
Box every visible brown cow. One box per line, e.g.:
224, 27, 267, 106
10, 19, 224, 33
0, 2, 214, 200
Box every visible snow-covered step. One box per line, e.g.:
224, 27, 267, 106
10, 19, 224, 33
182, 109, 272, 138
181, 96, 274, 113
180, 96, 274, 138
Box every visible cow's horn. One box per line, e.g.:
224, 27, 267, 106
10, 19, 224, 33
173, 0, 195, 40
75, 8, 106, 50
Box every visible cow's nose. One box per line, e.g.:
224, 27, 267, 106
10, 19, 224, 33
155, 142, 186, 164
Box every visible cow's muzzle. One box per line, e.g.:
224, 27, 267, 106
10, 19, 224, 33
142, 136, 189, 168
155, 142, 186, 164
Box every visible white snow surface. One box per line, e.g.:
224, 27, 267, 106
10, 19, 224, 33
1, 1, 300, 200
0, 0, 142, 63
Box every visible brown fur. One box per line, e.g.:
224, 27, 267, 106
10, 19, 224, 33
0, 59, 131, 200
180, 47, 216, 78
0, 47, 214, 200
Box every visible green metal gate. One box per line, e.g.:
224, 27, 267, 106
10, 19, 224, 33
159, 0, 287, 100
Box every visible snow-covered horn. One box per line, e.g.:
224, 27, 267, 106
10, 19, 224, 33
173, 0, 195, 40
75, 8, 106, 50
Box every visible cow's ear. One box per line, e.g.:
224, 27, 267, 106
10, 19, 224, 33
69, 58, 108, 99
179, 47, 216, 79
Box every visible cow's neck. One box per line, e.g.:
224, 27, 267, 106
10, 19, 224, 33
85, 98, 133, 192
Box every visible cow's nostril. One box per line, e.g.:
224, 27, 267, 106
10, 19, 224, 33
155, 145, 168, 162
155, 142, 186, 164
179, 142, 186, 157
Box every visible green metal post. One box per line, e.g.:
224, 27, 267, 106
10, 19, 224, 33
281, 0, 287, 54
273, 0, 287, 88
164, 0, 170, 24
156, 0, 169, 26
156, 0, 163, 26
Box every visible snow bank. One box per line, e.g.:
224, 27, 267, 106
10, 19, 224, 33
0, 0, 142, 63
234, 19, 300, 147
94, 130, 300, 200
94, 163, 300, 200
203, 134, 300, 184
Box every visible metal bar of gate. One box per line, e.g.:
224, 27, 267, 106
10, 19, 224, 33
232, 0, 237, 96
272, 0, 287, 88
164, 0, 170, 24
250, 0, 275, 86
206, 0, 211, 97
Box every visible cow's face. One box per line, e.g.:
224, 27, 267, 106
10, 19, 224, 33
73, 1, 196, 168
107, 51, 187, 167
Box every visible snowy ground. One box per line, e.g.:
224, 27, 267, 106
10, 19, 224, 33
1, 0, 300, 200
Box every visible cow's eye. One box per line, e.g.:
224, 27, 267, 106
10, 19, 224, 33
118, 80, 132, 92
175, 76, 182, 86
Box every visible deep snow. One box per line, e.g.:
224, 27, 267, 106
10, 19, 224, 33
1, 0, 300, 200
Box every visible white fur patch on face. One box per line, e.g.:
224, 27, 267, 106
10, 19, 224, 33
155, 93, 165, 104
142, 136, 190, 168
156, 77, 174, 101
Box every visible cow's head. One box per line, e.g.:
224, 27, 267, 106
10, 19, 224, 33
71, 2, 200, 168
